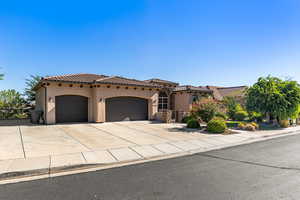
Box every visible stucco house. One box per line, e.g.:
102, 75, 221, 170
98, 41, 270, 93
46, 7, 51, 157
34, 73, 213, 124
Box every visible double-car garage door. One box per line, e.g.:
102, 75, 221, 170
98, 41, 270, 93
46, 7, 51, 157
106, 97, 148, 122
55, 95, 148, 123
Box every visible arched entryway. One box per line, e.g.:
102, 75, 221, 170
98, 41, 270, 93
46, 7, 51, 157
105, 97, 148, 122
55, 95, 88, 123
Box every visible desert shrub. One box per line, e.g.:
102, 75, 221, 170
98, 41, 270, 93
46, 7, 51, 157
238, 122, 259, 131
197, 105, 217, 123
207, 119, 227, 133
244, 124, 256, 131
279, 120, 289, 128
223, 97, 246, 120
187, 119, 200, 129
181, 115, 195, 123
238, 122, 247, 129
234, 111, 248, 121
223, 96, 238, 120
215, 112, 228, 120
191, 98, 225, 123
250, 122, 259, 129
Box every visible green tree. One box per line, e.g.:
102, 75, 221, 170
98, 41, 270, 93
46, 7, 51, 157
223, 96, 238, 120
246, 76, 300, 122
0, 69, 3, 80
24, 75, 42, 103
0, 89, 27, 119
223, 96, 245, 120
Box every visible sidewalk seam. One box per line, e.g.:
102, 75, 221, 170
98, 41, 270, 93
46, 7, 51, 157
128, 147, 145, 159
107, 149, 119, 162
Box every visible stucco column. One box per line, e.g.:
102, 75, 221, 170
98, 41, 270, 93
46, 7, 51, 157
98, 98, 105, 122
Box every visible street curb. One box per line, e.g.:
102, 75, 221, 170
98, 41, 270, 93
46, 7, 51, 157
1, 129, 300, 184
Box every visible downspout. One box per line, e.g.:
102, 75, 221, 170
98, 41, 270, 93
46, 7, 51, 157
41, 84, 47, 124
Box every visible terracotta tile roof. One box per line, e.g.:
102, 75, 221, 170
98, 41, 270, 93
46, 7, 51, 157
206, 86, 223, 100
145, 78, 179, 86
217, 86, 247, 98
41, 73, 160, 88
95, 76, 161, 87
43, 73, 108, 83
207, 85, 247, 100
173, 85, 212, 92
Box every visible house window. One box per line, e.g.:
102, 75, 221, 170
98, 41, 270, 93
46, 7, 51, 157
158, 92, 168, 111
192, 94, 199, 103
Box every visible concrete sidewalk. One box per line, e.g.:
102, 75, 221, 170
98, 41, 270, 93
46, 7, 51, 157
1, 125, 300, 182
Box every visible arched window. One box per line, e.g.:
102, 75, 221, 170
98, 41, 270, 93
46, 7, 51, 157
158, 92, 168, 111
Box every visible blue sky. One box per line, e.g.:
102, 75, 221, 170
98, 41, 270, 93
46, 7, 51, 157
1, 0, 300, 92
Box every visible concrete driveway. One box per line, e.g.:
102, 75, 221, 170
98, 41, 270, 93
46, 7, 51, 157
2, 121, 300, 182
0, 121, 210, 160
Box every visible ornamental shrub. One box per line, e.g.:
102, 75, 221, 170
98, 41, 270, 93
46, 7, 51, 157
248, 112, 263, 122
207, 119, 227, 133
212, 116, 226, 121
187, 119, 200, 129
244, 124, 256, 131
238, 122, 247, 129
197, 106, 216, 123
182, 115, 195, 123
215, 112, 228, 120
191, 98, 221, 123
250, 122, 259, 129
234, 111, 248, 121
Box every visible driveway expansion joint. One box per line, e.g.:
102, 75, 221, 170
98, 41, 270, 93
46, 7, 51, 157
18, 126, 26, 159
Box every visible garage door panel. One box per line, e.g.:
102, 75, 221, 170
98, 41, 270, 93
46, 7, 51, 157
106, 97, 148, 122
56, 95, 88, 123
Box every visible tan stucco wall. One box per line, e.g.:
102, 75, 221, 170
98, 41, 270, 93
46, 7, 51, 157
173, 92, 192, 112
46, 84, 93, 124
36, 83, 159, 124
92, 86, 159, 122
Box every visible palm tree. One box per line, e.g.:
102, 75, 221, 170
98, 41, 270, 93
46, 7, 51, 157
24, 75, 42, 103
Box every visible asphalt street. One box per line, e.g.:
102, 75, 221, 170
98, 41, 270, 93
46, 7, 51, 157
2, 133, 300, 200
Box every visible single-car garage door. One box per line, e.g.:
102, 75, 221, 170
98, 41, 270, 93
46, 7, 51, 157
106, 97, 148, 122
55, 95, 88, 123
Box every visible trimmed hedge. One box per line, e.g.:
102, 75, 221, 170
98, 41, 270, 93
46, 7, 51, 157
207, 119, 227, 133
182, 116, 195, 123
187, 119, 200, 129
